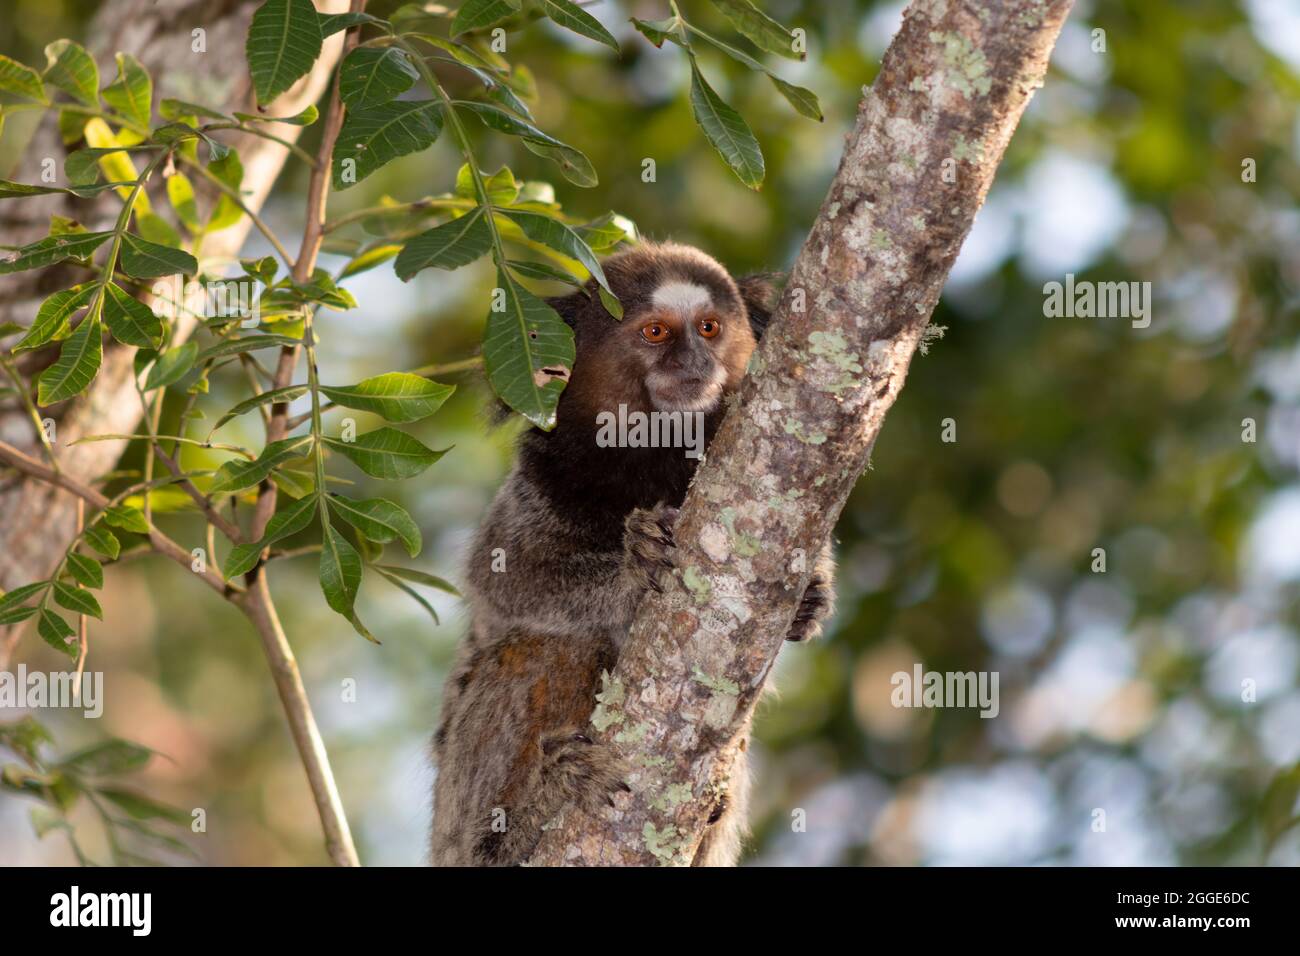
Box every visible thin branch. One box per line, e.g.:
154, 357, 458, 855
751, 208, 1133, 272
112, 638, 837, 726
233, 574, 358, 866
0, 439, 233, 597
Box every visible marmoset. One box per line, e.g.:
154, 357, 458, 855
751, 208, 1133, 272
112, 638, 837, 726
429, 242, 834, 866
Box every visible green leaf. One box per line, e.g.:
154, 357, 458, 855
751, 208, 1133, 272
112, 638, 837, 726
43, 39, 99, 107
83, 525, 120, 560
333, 100, 443, 190
319, 11, 385, 37
0, 54, 46, 102
148, 121, 229, 162
103, 504, 149, 534
53, 581, 102, 620
769, 75, 822, 121
209, 436, 312, 496
375, 568, 440, 624
38, 315, 102, 405
0, 583, 48, 614
242, 255, 279, 285
456, 102, 596, 187
136, 210, 184, 249
537, 0, 618, 52
339, 47, 418, 111
375, 564, 460, 595
455, 163, 520, 205
220, 544, 262, 581
159, 98, 227, 121
271, 468, 315, 499
631, 16, 686, 48
166, 173, 202, 232
520, 140, 597, 189
0, 604, 39, 626
482, 268, 575, 430
688, 59, 764, 189
687, 27, 822, 121
319, 522, 362, 616
452, 0, 521, 36
119, 233, 198, 278
0, 231, 112, 276
102, 283, 163, 348
339, 244, 401, 279
498, 208, 618, 313
233, 103, 319, 125
197, 333, 301, 363
102, 53, 152, 128
224, 493, 318, 578
246, 0, 324, 106
329, 495, 422, 557
98, 787, 189, 824
320, 373, 454, 423
393, 207, 492, 281
0, 180, 134, 200
212, 385, 309, 430
323, 427, 446, 480
578, 211, 638, 252
506, 259, 584, 287
66, 552, 104, 590
14, 285, 97, 352
264, 492, 321, 548
709, 0, 803, 60
142, 342, 198, 391
60, 740, 152, 775
37, 609, 77, 658
207, 152, 246, 232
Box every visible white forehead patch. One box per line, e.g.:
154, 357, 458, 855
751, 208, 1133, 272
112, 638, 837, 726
652, 281, 712, 314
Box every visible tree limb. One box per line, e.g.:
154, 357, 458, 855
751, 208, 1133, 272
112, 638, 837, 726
529, 0, 1075, 866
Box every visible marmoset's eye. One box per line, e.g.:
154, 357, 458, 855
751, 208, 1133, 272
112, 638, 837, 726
641, 323, 671, 343
697, 317, 721, 338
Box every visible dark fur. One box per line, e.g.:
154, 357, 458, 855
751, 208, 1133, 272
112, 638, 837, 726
430, 243, 833, 866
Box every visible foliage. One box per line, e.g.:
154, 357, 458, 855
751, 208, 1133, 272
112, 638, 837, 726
0, 716, 193, 865
0, 0, 819, 862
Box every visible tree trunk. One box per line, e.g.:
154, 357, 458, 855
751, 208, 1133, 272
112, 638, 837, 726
529, 0, 1075, 866
0, 0, 348, 598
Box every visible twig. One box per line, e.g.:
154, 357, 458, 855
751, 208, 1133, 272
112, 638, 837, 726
0, 439, 233, 597
233, 575, 358, 866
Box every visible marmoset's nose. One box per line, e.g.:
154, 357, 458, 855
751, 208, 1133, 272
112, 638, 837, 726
662, 332, 713, 377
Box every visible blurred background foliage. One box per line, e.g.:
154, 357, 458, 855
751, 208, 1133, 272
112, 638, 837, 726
2, 0, 1299, 865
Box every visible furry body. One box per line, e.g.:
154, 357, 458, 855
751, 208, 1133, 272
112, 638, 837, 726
430, 243, 833, 866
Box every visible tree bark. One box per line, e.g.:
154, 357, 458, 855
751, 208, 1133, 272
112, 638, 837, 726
529, 0, 1074, 866
0, 0, 349, 597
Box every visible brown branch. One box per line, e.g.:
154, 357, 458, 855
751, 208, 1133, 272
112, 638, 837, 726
151, 443, 244, 543
529, 0, 1075, 866
233, 574, 358, 867
249, 0, 365, 544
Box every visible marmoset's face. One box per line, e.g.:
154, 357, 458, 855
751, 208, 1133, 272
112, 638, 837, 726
556, 243, 759, 426
629, 279, 751, 413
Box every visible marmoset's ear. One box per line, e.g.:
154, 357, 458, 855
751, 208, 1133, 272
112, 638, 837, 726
736, 272, 784, 340
545, 289, 588, 329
